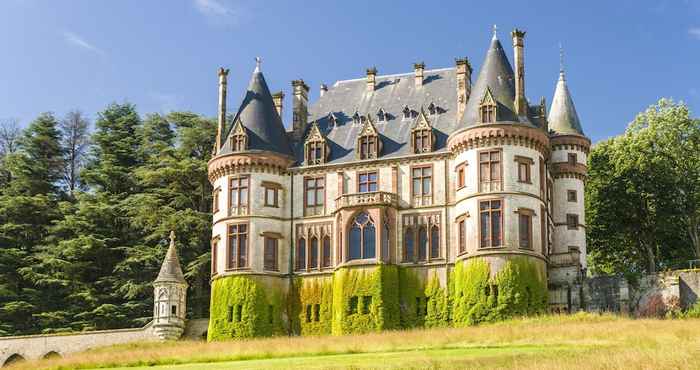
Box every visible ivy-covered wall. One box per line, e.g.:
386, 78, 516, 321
331, 265, 400, 335
451, 256, 548, 326
289, 275, 334, 336
208, 257, 547, 341
208, 275, 287, 341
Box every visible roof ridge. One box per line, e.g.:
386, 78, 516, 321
333, 67, 454, 86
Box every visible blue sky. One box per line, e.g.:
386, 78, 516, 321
1, 0, 698, 143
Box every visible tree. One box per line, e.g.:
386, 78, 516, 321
60, 110, 90, 197
586, 99, 698, 274
0, 119, 21, 189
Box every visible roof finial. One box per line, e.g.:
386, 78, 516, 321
169, 230, 176, 246
254, 56, 261, 73
558, 43, 566, 80
492, 24, 498, 40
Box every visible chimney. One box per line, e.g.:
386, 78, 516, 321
272, 91, 284, 119
455, 58, 472, 119
320, 83, 328, 98
216, 67, 229, 154
511, 28, 527, 116
366, 67, 377, 92
414, 62, 425, 87
292, 79, 310, 140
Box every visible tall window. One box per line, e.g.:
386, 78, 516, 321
515, 156, 532, 183
304, 177, 324, 216
430, 225, 439, 259
456, 163, 466, 189
229, 176, 249, 215
227, 224, 248, 268
412, 129, 432, 153
211, 236, 219, 275
358, 171, 378, 193
412, 166, 432, 206
348, 212, 376, 261
309, 237, 319, 269
567, 190, 577, 202
358, 135, 378, 159
231, 133, 247, 152
519, 212, 532, 249
403, 228, 414, 262
213, 187, 221, 213
540, 206, 547, 255
322, 236, 331, 268
479, 150, 501, 192
458, 219, 466, 254
568, 153, 577, 165
417, 226, 428, 262
296, 238, 306, 271
567, 214, 579, 230
479, 200, 502, 248
264, 185, 279, 208
264, 237, 278, 271
480, 102, 496, 123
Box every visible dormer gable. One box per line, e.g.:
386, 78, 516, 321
411, 109, 435, 153
304, 121, 329, 165
229, 118, 248, 152
479, 87, 498, 123
356, 115, 381, 160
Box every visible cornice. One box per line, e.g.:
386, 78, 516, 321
447, 124, 551, 158
550, 134, 591, 154
208, 151, 295, 183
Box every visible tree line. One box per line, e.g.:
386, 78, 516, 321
0, 104, 215, 335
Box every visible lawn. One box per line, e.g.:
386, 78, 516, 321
10, 313, 700, 370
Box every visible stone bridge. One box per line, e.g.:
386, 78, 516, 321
0, 323, 156, 367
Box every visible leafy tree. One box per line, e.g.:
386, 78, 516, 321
60, 110, 90, 197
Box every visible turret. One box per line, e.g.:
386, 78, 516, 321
153, 231, 188, 340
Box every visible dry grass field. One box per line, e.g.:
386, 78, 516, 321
9, 313, 700, 370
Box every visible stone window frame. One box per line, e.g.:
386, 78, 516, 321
357, 170, 379, 193
514, 155, 534, 184
478, 198, 504, 249
401, 213, 442, 263
568, 152, 578, 166
567, 213, 579, 230
303, 176, 325, 217
228, 175, 250, 216
567, 189, 577, 203
347, 211, 377, 262
306, 140, 326, 165
357, 134, 379, 160
478, 148, 503, 192
211, 235, 220, 276
296, 222, 333, 272
411, 128, 433, 154
479, 88, 497, 123
212, 186, 221, 213
515, 208, 535, 250
455, 212, 469, 256
410, 164, 434, 207
456, 161, 468, 190
226, 222, 249, 270
261, 232, 281, 271
262, 181, 282, 208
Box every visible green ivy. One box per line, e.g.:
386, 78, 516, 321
207, 275, 286, 341
331, 265, 400, 335
451, 257, 548, 326
289, 275, 333, 336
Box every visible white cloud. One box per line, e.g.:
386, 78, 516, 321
689, 27, 700, 40
64, 31, 104, 55
193, 0, 238, 25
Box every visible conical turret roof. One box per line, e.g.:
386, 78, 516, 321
155, 231, 187, 284
462, 33, 533, 126
548, 70, 584, 136
220, 61, 293, 156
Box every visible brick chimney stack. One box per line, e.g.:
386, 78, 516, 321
414, 62, 425, 87
215, 67, 229, 154
366, 67, 377, 92
455, 58, 472, 120
511, 29, 527, 116
320, 83, 328, 98
292, 79, 309, 140
272, 91, 284, 119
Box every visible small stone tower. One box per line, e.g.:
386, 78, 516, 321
153, 231, 188, 340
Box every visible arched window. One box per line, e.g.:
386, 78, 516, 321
430, 225, 439, 259
404, 228, 414, 262
418, 226, 428, 262
296, 238, 306, 271
322, 235, 331, 268
310, 237, 319, 269
348, 212, 376, 261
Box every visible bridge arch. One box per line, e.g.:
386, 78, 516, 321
3, 353, 25, 367
43, 351, 61, 359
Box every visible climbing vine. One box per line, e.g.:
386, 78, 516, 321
289, 275, 334, 336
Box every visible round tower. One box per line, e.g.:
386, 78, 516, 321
207, 59, 295, 340
446, 28, 550, 323
547, 57, 590, 312
153, 231, 188, 340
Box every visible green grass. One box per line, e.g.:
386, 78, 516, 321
10, 313, 700, 370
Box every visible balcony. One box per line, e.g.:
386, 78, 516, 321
335, 191, 398, 212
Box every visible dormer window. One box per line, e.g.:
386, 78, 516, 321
304, 122, 329, 165
357, 116, 381, 160
402, 105, 412, 120
479, 88, 497, 124
328, 112, 338, 127
427, 102, 437, 115
377, 108, 387, 122
411, 110, 434, 154
230, 118, 248, 152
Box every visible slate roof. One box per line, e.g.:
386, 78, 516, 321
548, 70, 584, 136
299, 67, 458, 165
220, 66, 293, 157
155, 231, 187, 284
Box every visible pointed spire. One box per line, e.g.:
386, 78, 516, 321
155, 231, 186, 284
559, 43, 565, 79
548, 59, 584, 136
254, 57, 262, 73
492, 24, 498, 40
